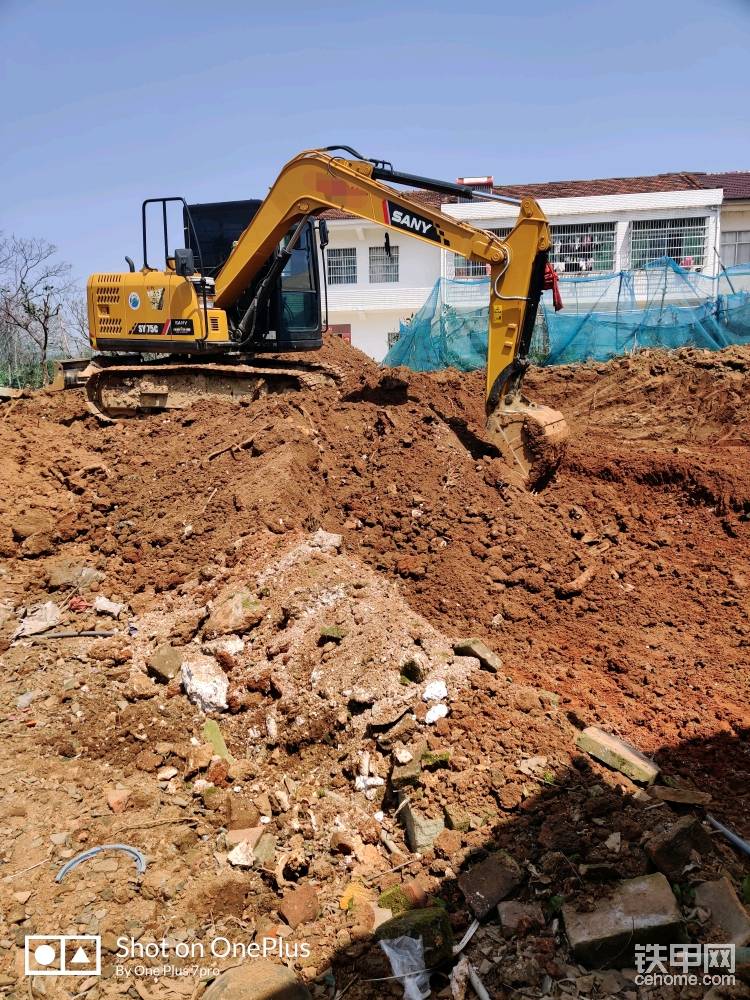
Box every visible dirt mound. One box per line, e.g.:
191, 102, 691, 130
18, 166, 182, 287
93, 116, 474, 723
0, 337, 749, 998
527, 344, 750, 445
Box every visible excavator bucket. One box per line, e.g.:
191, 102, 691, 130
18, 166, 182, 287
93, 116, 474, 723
485, 395, 569, 487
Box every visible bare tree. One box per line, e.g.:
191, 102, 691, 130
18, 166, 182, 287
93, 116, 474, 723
0, 233, 74, 384
63, 293, 92, 357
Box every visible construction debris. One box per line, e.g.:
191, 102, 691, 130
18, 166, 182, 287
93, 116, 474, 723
0, 339, 749, 998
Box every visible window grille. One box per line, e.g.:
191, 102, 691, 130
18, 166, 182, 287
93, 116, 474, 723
629, 217, 707, 270
451, 227, 511, 279
327, 247, 357, 285
550, 222, 616, 273
720, 230, 750, 268
369, 245, 399, 283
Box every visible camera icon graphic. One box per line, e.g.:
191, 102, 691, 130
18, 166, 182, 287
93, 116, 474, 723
24, 936, 101, 977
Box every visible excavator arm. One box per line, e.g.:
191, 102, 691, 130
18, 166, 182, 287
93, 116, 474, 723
215, 149, 568, 483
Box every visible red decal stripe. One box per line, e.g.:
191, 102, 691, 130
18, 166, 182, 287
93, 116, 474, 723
382, 200, 390, 225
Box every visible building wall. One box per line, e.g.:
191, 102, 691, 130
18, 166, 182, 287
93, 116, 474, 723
321, 219, 439, 360
324, 188, 726, 360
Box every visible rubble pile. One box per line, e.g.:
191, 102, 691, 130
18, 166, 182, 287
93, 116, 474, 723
0, 338, 748, 999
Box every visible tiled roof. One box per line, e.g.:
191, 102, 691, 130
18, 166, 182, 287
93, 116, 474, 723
322, 170, 750, 220
691, 172, 750, 200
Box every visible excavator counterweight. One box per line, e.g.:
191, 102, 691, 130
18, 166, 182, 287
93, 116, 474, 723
83, 148, 568, 485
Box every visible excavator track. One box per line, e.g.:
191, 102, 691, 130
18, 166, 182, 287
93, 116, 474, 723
81, 356, 342, 421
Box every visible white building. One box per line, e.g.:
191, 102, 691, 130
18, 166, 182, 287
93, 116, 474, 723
321, 170, 750, 361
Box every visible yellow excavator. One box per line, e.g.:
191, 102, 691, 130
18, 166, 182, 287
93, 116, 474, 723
84, 146, 567, 484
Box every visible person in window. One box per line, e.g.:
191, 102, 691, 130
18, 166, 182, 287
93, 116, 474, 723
580, 234, 593, 271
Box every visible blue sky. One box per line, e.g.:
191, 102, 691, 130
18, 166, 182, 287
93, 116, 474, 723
2, 0, 748, 284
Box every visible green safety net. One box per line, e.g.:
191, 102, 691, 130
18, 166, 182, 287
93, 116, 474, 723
383, 258, 750, 371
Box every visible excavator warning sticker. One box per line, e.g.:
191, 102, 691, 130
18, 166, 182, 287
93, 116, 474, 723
128, 292, 141, 310
382, 201, 441, 243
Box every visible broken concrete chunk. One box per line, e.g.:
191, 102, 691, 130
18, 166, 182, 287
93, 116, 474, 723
181, 654, 228, 713
648, 784, 712, 806
498, 900, 544, 936
694, 877, 750, 946
458, 851, 522, 919
399, 797, 445, 852
646, 815, 714, 880
563, 873, 684, 967
452, 638, 501, 673
374, 907, 454, 966
576, 726, 659, 784
227, 831, 275, 869
202, 635, 245, 657
444, 803, 471, 833
204, 589, 264, 638
147, 643, 183, 684
391, 758, 422, 790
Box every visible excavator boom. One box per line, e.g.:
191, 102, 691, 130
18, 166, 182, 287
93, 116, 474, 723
84, 148, 568, 484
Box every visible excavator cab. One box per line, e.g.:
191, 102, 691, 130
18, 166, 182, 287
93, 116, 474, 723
184, 199, 323, 352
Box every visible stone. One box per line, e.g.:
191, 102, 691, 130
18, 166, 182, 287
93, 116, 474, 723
124, 671, 157, 701
576, 726, 659, 784
12, 511, 53, 541
646, 816, 714, 879
279, 885, 320, 929
330, 831, 356, 855
434, 829, 463, 858
498, 901, 545, 936
374, 907, 454, 966
202, 961, 311, 1000
391, 758, 422, 790
562, 873, 684, 967
106, 788, 131, 814
181, 654, 228, 712
204, 589, 264, 638
186, 742, 214, 776
694, 878, 750, 946
648, 785, 712, 806
453, 638, 501, 673
253, 832, 276, 867
47, 559, 104, 591
400, 798, 445, 852
147, 644, 184, 684
17, 690, 42, 710
226, 831, 274, 868
227, 795, 261, 830
444, 803, 471, 832
225, 827, 264, 849
458, 851, 522, 919
319, 625, 345, 643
